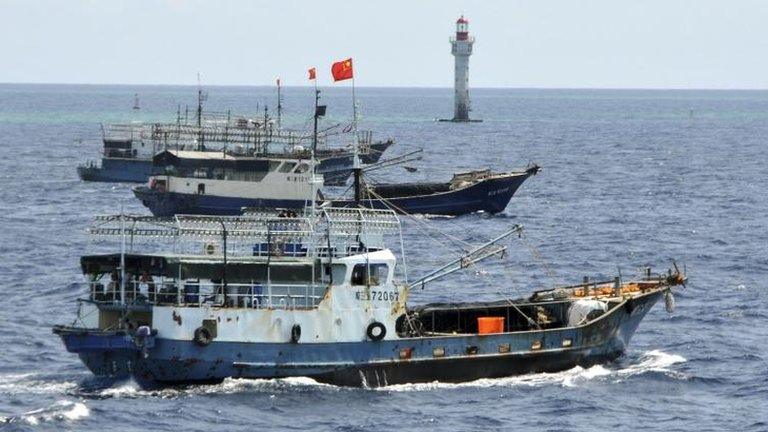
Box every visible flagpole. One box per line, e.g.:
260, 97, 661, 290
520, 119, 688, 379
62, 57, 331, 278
351, 71, 362, 204
352, 75, 357, 133
351, 74, 359, 167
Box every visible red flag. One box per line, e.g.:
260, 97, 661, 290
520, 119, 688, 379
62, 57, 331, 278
331, 58, 353, 82
308, 67, 316, 80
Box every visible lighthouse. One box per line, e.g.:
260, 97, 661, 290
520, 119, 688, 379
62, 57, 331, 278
444, 15, 480, 122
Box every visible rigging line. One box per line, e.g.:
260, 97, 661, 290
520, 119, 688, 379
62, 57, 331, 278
353, 174, 468, 249
519, 231, 559, 289
370, 187, 486, 249
362, 186, 459, 251
437, 233, 541, 330
363, 187, 474, 256
358, 167, 500, 249
464, 248, 542, 330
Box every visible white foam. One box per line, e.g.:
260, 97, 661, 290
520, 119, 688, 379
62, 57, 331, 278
616, 349, 687, 378
94, 376, 335, 399
46, 350, 687, 399
378, 350, 687, 392
0, 373, 78, 395
19, 400, 89, 425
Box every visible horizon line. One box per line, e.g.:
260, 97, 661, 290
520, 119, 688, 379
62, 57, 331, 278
0, 81, 767, 92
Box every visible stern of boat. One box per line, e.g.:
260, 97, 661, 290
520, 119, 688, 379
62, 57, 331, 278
133, 185, 192, 217
77, 161, 101, 181
52, 325, 153, 378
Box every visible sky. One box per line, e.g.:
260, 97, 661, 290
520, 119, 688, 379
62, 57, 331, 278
1, 0, 767, 89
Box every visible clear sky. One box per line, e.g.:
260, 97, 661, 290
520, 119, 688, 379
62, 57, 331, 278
1, 0, 767, 89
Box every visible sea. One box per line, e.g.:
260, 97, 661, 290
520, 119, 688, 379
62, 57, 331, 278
0, 84, 766, 431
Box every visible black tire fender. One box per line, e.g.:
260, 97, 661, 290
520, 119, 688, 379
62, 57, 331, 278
290, 324, 301, 343
193, 326, 213, 346
366, 321, 386, 341
624, 299, 635, 315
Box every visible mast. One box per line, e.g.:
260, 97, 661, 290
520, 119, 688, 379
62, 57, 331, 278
312, 89, 326, 216
263, 105, 269, 154
276, 78, 282, 130
196, 73, 207, 150
220, 221, 228, 305
119, 211, 126, 305
351, 75, 362, 204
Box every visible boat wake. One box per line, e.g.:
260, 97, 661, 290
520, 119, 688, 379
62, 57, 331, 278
378, 350, 687, 392
0, 351, 686, 405
90, 350, 687, 396
85, 375, 340, 399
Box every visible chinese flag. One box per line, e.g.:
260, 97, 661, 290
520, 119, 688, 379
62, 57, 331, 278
331, 58, 353, 82
308, 67, 316, 80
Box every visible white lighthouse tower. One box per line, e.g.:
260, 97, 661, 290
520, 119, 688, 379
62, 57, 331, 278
446, 15, 479, 122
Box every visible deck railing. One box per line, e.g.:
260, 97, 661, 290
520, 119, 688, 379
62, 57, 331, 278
88, 280, 326, 310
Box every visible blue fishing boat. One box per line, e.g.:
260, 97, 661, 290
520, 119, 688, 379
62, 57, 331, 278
334, 166, 540, 216
52, 209, 685, 388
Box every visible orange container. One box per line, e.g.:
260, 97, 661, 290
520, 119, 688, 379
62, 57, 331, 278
477, 317, 505, 334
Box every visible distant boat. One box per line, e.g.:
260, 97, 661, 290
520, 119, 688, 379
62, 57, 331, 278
133, 150, 322, 217
77, 121, 393, 185
333, 166, 540, 216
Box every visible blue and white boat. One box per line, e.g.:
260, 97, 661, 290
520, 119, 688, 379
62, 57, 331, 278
133, 150, 322, 216
133, 148, 539, 217
52, 208, 685, 388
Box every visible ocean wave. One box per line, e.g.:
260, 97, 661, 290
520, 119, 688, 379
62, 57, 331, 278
0, 372, 79, 396
85, 375, 339, 400
1, 400, 89, 426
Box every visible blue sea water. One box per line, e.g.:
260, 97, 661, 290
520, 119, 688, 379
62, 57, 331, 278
0, 84, 766, 431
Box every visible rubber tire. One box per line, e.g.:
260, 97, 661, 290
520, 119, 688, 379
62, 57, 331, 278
193, 326, 213, 346
366, 322, 386, 341
624, 300, 635, 315
290, 324, 301, 343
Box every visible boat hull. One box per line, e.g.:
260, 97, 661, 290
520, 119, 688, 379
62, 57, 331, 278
52, 327, 141, 378
55, 291, 662, 388
133, 186, 309, 217
334, 170, 536, 216
77, 158, 157, 183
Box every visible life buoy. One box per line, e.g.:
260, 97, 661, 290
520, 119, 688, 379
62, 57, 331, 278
366, 321, 386, 341
193, 326, 213, 346
290, 324, 301, 343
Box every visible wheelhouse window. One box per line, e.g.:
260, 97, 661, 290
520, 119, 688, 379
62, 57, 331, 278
351, 263, 389, 286
324, 264, 347, 285
294, 163, 309, 173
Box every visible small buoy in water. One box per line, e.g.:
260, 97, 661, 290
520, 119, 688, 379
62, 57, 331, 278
665, 290, 676, 313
